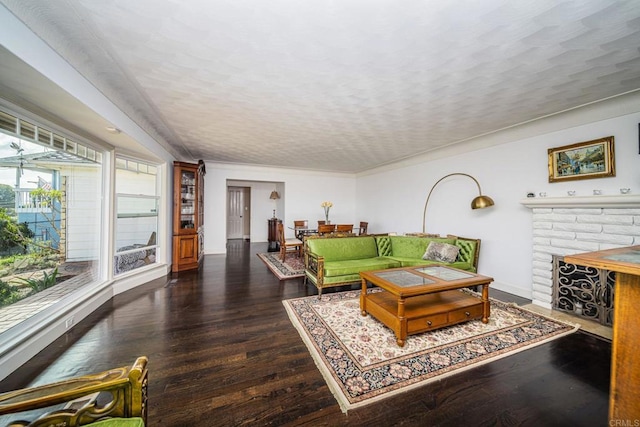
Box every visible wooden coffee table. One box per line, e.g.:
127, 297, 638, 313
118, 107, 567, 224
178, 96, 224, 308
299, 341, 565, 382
360, 266, 493, 347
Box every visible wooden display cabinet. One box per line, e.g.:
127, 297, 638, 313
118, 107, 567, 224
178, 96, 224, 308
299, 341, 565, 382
172, 161, 205, 272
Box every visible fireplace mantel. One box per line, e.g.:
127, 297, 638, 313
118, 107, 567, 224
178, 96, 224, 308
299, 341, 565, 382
523, 193, 640, 309
520, 194, 640, 209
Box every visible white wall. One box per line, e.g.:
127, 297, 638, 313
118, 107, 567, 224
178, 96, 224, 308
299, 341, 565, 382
204, 163, 356, 254
356, 92, 640, 298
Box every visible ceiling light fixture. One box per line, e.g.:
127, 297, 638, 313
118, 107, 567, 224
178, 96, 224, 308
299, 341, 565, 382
105, 126, 121, 134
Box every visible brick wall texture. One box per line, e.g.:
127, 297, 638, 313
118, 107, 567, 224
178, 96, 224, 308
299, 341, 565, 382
531, 207, 640, 306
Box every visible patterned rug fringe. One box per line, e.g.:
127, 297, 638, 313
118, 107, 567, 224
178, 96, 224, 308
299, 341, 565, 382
257, 252, 305, 280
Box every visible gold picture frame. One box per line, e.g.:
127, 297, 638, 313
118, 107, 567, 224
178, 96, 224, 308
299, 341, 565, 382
548, 136, 615, 183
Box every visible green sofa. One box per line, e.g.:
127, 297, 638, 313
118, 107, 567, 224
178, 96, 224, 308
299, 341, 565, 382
304, 234, 481, 296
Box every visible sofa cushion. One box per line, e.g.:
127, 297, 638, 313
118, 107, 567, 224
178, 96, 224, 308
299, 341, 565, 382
324, 257, 401, 277
384, 256, 474, 271
448, 261, 476, 272
314, 273, 361, 285
306, 236, 378, 261
423, 241, 460, 263
375, 236, 392, 256
388, 236, 455, 259
90, 418, 145, 427
305, 270, 365, 286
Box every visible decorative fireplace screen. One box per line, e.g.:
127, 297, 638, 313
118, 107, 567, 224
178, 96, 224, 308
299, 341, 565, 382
552, 255, 615, 326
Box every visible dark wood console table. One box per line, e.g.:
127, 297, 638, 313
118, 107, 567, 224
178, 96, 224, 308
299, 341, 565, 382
267, 218, 281, 252
565, 245, 640, 422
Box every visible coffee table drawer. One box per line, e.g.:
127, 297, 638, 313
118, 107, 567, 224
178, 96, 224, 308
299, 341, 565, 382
407, 313, 448, 333
448, 304, 483, 323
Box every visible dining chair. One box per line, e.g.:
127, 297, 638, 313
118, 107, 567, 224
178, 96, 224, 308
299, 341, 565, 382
336, 224, 353, 233
359, 221, 368, 235
294, 220, 308, 228
293, 219, 309, 240
277, 222, 303, 262
317, 224, 336, 235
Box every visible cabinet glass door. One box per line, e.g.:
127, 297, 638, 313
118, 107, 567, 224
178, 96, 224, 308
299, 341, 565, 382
180, 170, 196, 230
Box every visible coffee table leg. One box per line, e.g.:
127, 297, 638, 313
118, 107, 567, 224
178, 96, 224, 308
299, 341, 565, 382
481, 283, 490, 323
360, 278, 368, 316
397, 297, 406, 347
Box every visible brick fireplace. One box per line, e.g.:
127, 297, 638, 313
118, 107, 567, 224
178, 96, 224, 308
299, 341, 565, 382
521, 194, 640, 308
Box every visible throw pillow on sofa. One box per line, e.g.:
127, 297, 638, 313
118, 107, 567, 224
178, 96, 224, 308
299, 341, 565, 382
422, 241, 460, 263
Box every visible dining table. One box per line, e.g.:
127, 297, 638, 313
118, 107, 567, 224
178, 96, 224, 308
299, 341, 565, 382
290, 226, 360, 240
292, 227, 316, 240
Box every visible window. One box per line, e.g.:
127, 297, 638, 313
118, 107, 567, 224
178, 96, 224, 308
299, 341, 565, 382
0, 109, 103, 337
114, 158, 159, 275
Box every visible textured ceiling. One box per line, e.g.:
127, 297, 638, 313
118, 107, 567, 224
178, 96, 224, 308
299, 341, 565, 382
1, 0, 640, 173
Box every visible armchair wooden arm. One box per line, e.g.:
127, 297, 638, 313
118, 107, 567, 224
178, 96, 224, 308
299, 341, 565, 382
0, 357, 148, 427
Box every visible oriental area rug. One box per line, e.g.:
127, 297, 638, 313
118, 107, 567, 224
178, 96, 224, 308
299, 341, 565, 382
257, 252, 305, 280
283, 289, 579, 413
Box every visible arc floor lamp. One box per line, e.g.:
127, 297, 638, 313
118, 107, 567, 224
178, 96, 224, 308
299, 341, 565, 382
422, 173, 495, 233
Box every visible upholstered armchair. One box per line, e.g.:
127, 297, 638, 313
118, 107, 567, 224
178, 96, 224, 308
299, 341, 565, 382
0, 357, 148, 427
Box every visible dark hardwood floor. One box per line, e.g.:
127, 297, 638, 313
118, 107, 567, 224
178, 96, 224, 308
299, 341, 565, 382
0, 240, 611, 426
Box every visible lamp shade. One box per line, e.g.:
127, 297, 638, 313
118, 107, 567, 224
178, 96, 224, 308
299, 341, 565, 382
471, 195, 494, 209
269, 191, 280, 200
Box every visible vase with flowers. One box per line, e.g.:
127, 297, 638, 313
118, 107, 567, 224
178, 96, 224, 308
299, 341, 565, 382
320, 201, 333, 224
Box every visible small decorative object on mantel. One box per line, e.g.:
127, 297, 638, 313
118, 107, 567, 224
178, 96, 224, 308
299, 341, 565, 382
321, 201, 333, 224
548, 136, 615, 183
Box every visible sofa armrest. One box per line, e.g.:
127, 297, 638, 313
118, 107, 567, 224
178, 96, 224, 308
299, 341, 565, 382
304, 249, 324, 284
447, 235, 481, 271
0, 357, 148, 426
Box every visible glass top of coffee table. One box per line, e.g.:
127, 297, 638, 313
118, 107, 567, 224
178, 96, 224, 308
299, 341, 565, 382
603, 249, 640, 264
369, 266, 475, 288
414, 266, 475, 280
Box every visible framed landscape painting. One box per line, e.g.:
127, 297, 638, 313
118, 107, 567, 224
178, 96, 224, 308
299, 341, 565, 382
548, 136, 615, 183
